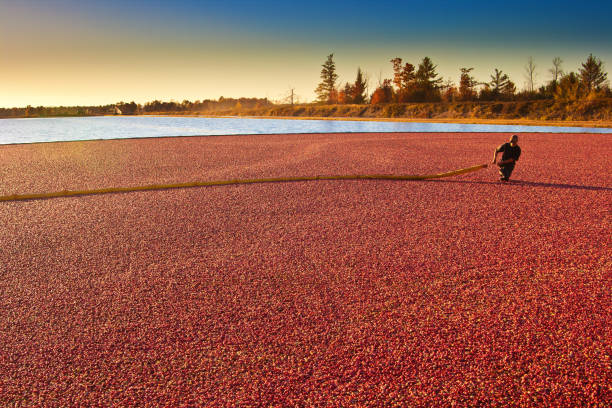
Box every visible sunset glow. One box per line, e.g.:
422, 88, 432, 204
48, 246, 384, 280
1, 0, 610, 107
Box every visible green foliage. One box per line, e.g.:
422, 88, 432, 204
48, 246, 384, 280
480, 69, 515, 101
415, 57, 443, 102
142, 97, 270, 113
352, 68, 367, 104
116, 101, 138, 115
315, 54, 339, 103
579, 54, 608, 93
490, 69, 510, 96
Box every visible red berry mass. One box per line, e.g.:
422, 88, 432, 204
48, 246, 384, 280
1, 132, 610, 406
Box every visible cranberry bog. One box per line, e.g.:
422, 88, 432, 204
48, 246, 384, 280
1, 132, 610, 406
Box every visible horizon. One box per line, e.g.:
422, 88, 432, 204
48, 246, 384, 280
2, 0, 611, 109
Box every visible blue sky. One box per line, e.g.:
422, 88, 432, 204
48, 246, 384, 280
1, 0, 610, 107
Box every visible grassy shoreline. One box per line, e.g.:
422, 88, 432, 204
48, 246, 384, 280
152, 114, 612, 129
215, 99, 612, 128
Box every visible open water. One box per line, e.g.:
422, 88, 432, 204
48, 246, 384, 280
1, 116, 610, 145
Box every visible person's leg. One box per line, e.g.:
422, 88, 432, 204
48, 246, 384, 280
499, 164, 515, 181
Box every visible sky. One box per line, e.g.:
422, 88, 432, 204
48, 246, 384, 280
1, 0, 611, 108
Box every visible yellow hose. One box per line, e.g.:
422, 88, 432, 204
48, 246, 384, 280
0, 164, 487, 203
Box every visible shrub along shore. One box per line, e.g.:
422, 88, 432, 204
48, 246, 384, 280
213, 99, 612, 125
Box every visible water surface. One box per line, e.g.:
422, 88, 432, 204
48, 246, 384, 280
1, 116, 610, 145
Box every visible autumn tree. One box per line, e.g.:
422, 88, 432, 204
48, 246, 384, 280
315, 54, 339, 103
391, 58, 404, 92
390, 58, 416, 100
440, 79, 457, 102
329, 88, 339, 104
370, 79, 394, 104
458, 67, 478, 101
554, 72, 583, 101
415, 57, 442, 101
338, 83, 354, 104
537, 57, 564, 98
579, 54, 608, 93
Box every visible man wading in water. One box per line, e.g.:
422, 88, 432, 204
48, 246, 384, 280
492, 135, 521, 182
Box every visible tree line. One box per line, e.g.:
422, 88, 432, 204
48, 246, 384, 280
0, 97, 271, 118
314, 53, 610, 105
2, 55, 608, 119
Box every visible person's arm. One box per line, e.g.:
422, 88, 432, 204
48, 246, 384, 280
497, 158, 516, 165
492, 144, 503, 164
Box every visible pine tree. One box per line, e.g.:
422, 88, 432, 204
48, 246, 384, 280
399, 63, 416, 102
490, 69, 511, 99
458, 67, 477, 101
502, 79, 516, 98
352, 68, 367, 104
415, 57, 442, 101
579, 54, 608, 93
315, 54, 339, 103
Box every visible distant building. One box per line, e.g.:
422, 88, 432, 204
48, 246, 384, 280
113, 106, 123, 115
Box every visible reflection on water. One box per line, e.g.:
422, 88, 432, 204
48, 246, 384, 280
0, 116, 610, 145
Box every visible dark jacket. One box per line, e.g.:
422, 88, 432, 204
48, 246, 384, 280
496, 142, 521, 164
